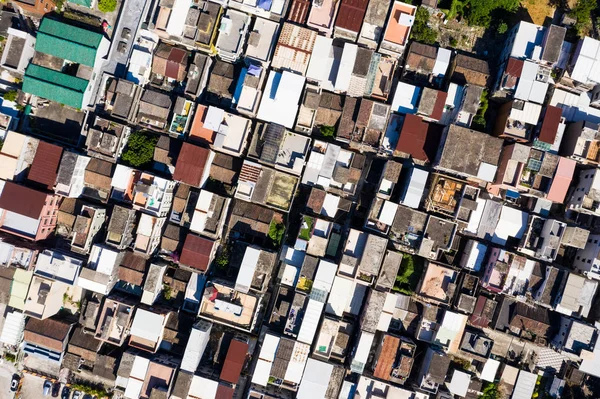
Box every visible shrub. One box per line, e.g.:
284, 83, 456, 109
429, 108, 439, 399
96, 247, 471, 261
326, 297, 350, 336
4, 353, 16, 363
393, 253, 424, 294
162, 284, 172, 300
268, 221, 285, 248
215, 243, 231, 269
571, 0, 597, 36
98, 0, 117, 12
497, 21, 508, 34
3, 90, 17, 102
320, 125, 336, 137
298, 216, 314, 241
121, 131, 157, 168
410, 7, 437, 45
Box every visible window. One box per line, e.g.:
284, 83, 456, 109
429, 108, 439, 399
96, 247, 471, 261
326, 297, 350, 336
595, 240, 598, 244
577, 256, 581, 260
588, 260, 592, 264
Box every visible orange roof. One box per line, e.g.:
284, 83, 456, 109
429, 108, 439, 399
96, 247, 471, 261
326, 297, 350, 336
547, 157, 576, 203
384, 2, 416, 46
373, 335, 400, 380
189, 105, 215, 145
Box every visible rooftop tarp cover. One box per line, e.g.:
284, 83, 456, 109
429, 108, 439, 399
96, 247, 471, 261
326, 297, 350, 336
258, 0, 273, 11
23, 64, 88, 109
36, 18, 103, 67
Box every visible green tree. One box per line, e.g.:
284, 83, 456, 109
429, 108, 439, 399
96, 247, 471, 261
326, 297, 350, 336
121, 131, 157, 168
479, 382, 500, 399
463, 0, 519, 28
98, 0, 117, 12
497, 21, 508, 34
571, 0, 597, 36
3, 90, 17, 102
268, 221, 285, 248
320, 125, 336, 137
410, 7, 437, 45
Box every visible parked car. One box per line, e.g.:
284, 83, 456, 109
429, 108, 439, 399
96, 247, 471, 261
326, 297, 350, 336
72, 391, 82, 399
61, 386, 70, 399
10, 374, 19, 392
43, 380, 52, 396
52, 382, 60, 397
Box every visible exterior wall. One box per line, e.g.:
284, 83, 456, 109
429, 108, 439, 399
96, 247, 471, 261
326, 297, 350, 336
574, 234, 600, 278
35, 194, 60, 241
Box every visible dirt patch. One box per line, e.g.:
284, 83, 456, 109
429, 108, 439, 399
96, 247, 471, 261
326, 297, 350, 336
521, 0, 556, 25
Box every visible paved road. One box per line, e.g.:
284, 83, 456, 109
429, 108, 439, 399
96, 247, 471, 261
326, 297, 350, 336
0, 360, 17, 399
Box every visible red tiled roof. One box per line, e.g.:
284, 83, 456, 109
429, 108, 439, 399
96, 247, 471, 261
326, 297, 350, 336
431, 91, 447, 121
173, 143, 210, 187
469, 296, 491, 328
0, 181, 47, 219
288, 0, 310, 24
220, 339, 248, 384
538, 105, 562, 145
180, 234, 215, 271
335, 0, 369, 33
373, 335, 400, 380
215, 384, 234, 399
395, 114, 442, 163
506, 58, 524, 78
28, 141, 63, 188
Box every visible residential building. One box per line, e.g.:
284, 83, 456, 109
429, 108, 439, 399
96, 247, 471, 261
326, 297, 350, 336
128, 308, 169, 353
0, 181, 60, 241
257, 70, 306, 129
23, 317, 72, 362
95, 296, 134, 346
271, 23, 317, 75
215, 9, 250, 62
249, 122, 310, 176
236, 160, 299, 212
378, 1, 416, 57
22, 18, 110, 109
56, 152, 91, 198
358, 0, 394, 48
69, 204, 106, 255
78, 244, 123, 295
106, 206, 137, 250
151, 43, 189, 83
0, 27, 36, 75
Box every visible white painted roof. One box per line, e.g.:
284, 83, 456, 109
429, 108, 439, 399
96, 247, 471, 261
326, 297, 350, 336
326, 276, 367, 317
321, 193, 340, 217
166, 0, 193, 36
477, 162, 498, 182
235, 247, 261, 293
403, 167, 428, 209
297, 358, 334, 399
306, 36, 335, 84
391, 82, 420, 114
351, 331, 375, 373
130, 309, 164, 342
492, 206, 528, 246
0, 311, 25, 346
512, 370, 538, 399
509, 101, 542, 125
297, 298, 324, 345
34, 250, 82, 284
379, 200, 399, 225
257, 71, 305, 128
89, 244, 119, 275
124, 378, 144, 399
130, 355, 150, 379
510, 21, 545, 59
189, 375, 218, 399
572, 37, 600, 84
334, 43, 358, 92
204, 106, 225, 131
252, 359, 273, 386
181, 321, 212, 372
481, 359, 501, 382
433, 48, 451, 77
449, 370, 471, 397
111, 164, 133, 191
312, 259, 337, 294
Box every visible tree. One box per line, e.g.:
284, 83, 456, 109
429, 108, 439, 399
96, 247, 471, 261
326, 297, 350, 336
497, 21, 508, 34
463, 0, 519, 28
268, 221, 285, 248
410, 7, 437, 45
571, 0, 597, 36
3, 90, 17, 102
320, 125, 336, 137
121, 131, 157, 168
98, 0, 117, 12
479, 382, 500, 399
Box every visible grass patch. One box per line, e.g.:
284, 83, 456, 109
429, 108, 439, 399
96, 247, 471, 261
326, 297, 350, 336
392, 253, 424, 295
298, 216, 314, 241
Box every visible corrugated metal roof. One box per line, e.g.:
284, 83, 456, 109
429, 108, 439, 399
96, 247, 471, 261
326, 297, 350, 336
335, 0, 369, 33
180, 234, 215, 271
538, 105, 562, 144
220, 339, 248, 384
0, 181, 47, 219
28, 141, 63, 188
23, 64, 88, 109
36, 18, 103, 67
173, 143, 210, 187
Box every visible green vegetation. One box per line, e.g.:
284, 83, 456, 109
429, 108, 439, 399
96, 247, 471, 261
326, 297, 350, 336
299, 216, 314, 241
121, 130, 158, 168
446, 0, 519, 28
410, 7, 437, 45
215, 243, 231, 270
392, 253, 424, 295
320, 125, 336, 138
3, 90, 17, 102
297, 277, 313, 291
98, 0, 117, 12
71, 383, 108, 398
450, 356, 471, 371
4, 353, 16, 363
479, 382, 500, 399
268, 220, 285, 248
162, 284, 172, 300
571, 0, 597, 37
472, 89, 489, 132
497, 21, 508, 34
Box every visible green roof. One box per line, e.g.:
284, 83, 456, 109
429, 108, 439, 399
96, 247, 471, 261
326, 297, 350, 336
23, 64, 89, 109
35, 18, 103, 67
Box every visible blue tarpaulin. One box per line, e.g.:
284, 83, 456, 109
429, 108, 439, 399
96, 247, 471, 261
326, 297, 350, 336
257, 0, 272, 11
